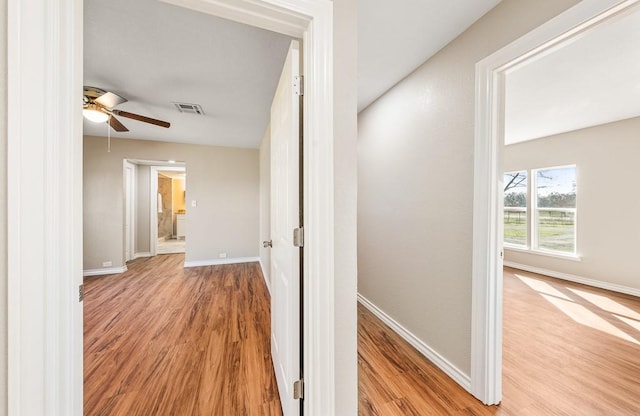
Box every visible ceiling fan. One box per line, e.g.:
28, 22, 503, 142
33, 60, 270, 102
83, 86, 171, 132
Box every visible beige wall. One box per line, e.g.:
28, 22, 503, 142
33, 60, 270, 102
358, 0, 579, 375
333, 0, 358, 412
259, 128, 271, 288
84, 136, 259, 270
0, 0, 7, 410
504, 116, 640, 291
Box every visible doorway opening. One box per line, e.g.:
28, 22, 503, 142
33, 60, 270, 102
471, 0, 640, 406
151, 165, 187, 255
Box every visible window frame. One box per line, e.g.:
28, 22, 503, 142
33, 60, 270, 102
503, 164, 579, 259
503, 170, 528, 249
531, 164, 578, 256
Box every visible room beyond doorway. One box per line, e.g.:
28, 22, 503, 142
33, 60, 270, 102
155, 167, 187, 255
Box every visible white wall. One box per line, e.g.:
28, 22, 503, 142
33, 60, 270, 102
333, 0, 358, 412
504, 116, 640, 292
259, 128, 271, 289
0, 0, 7, 410
83, 136, 260, 270
358, 0, 579, 377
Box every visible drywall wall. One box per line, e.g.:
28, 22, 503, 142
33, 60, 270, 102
259, 128, 271, 289
504, 116, 640, 291
333, 0, 358, 412
0, 0, 7, 410
84, 136, 259, 270
358, 0, 579, 376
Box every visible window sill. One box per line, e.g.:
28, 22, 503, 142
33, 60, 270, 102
504, 245, 581, 262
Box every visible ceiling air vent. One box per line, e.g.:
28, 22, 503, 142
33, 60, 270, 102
172, 102, 205, 115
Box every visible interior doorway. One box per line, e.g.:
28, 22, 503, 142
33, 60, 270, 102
7, 0, 347, 414
153, 166, 187, 255
471, 0, 640, 405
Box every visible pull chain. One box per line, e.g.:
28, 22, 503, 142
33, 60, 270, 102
107, 115, 111, 153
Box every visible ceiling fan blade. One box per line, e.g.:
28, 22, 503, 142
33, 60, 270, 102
112, 110, 170, 128
95, 91, 128, 109
108, 115, 129, 132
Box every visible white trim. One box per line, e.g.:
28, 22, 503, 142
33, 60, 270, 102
472, 0, 640, 405
184, 256, 260, 267
260, 258, 271, 295
505, 246, 582, 262
133, 252, 153, 259
8, 0, 84, 413
504, 262, 640, 298
123, 161, 137, 262
82, 266, 128, 277
358, 294, 471, 391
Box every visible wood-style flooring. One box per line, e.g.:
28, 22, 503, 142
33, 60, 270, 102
86, 256, 640, 415
84, 254, 282, 416
358, 267, 640, 415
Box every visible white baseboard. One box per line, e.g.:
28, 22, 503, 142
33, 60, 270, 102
357, 293, 472, 392
133, 252, 152, 259
259, 258, 271, 295
504, 261, 640, 297
83, 265, 128, 277
184, 256, 260, 268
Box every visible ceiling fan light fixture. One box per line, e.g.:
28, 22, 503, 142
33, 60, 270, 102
83, 105, 109, 123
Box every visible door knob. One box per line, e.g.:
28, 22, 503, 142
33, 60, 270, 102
263, 240, 272, 248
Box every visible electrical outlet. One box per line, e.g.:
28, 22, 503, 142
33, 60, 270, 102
219, 253, 227, 259
102, 261, 112, 267
191, 200, 197, 207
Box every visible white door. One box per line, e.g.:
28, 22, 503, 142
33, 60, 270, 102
270, 40, 302, 416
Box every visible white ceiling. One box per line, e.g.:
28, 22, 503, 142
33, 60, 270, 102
357, 0, 502, 111
85, 0, 505, 146
83, 0, 292, 148
505, 8, 640, 145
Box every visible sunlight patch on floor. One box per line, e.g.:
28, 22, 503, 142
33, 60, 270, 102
540, 294, 640, 346
567, 287, 640, 321
515, 274, 572, 300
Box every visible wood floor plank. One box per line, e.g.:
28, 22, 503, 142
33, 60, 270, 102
358, 267, 640, 415
84, 254, 282, 416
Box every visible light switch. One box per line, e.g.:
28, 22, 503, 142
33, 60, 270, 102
191, 200, 197, 207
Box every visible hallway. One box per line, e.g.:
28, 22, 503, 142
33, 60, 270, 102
84, 255, 282, 415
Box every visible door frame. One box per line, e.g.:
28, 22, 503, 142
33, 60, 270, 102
7, 0, 342, 414
124, 161, 136, 262
471, 0, 640, 405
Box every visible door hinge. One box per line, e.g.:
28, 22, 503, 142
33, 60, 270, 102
293, 227, 304, 247
293, 378, 304, 400
294, 75, 304, 96
79, 284, 84, 302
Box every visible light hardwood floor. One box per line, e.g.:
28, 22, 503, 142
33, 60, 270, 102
84, 254, 282, 415
358, 267, 640, 415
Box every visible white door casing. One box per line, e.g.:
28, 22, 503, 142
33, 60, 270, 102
471, 0, 638, 405
124, 162, 135, 261
8, 0, 342, 414
270, 40, 302, 416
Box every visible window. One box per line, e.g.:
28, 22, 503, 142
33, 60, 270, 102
503, 165, 577, 257
504, 171, 527, 247
533, 166, 576, 254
